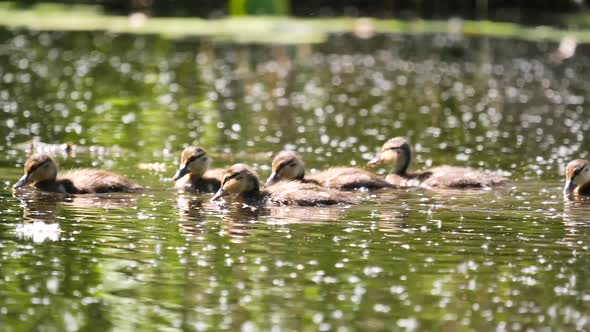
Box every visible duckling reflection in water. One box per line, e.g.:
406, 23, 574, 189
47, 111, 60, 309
172, 146, 224, 193
176, 194, 257, 241
13, 154, 143, 194
212, 164, 356, 206
564, 159, 590, 198
368, 137, 508, 189
266, 151, 393, 191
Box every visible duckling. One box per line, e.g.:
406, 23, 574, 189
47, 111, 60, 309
212, 163, 355, 206
13, 154, 143, 194
367, 137, 508, 189
563, 159, 590, 197
172, 146, 224, 192
265, 150, 394, 191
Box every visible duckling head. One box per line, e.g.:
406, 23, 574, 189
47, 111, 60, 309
266, 151, 305, 185
367, 137, 412, 175
211, 164, 260, 201
13, 154, 58, 189
172, 146, 210, 181
564, 159, 590, 195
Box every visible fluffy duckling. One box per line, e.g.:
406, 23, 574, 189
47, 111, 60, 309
172, 146, 224, 192
564, 159, 590, 197
13, 154, 143, 194
367, 137, 507, 189
212, 163, 355, 206
266, 151, 393, 191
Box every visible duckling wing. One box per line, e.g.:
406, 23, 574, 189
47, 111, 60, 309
267, 181, 355, 206
59, 169, 143, 194
306, 167, 393, 191
423, 166, 508, 189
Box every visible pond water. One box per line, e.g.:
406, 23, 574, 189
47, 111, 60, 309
1, 28, 590, 331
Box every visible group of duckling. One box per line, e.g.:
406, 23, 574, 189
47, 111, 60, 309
12, 136, 590, 204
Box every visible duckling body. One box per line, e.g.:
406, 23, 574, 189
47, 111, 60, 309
172, 146, 223, 193
368, 137, 507, 189
383, 166, 504, 188
174, 168, 224, 192
266, 180, 356, 206
266, 151, 393, 191
306, 167, 394, 191
564, 159, 590, 197
212, 164, 355, 206
13, 154, 143, 194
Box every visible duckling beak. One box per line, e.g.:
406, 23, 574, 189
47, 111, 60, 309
367, 154, 382, 168
13, 174, 31, 189
265, 172, 280, 186
210, 188, 227, 202
172, 165, 189, 181
564, 180, 576, 195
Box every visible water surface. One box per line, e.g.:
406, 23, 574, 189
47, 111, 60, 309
1, 29, 590, 330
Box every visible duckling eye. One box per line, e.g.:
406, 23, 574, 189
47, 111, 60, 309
289, 163, 296, 168
223, 173, 241, 184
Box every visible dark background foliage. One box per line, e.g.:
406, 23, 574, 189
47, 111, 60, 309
7, 0, 590, 23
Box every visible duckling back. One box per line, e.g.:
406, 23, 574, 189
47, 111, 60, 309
306, 167, 393, 191
57, 169, 143, 194
417, 166, 507, 189
266, 181, 356, 206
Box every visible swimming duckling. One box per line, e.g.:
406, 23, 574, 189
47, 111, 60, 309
172, 146, 224, 192
367, 137, 507, 189
13, 154, 143, 194
212, 163, 355, 206
564, 159, 590, 197
265, 151, 393, 191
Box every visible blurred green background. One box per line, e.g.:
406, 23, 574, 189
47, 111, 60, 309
4, 0, 590, 23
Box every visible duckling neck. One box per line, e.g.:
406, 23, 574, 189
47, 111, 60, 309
34, 179, 67, 193
296, 169, 305, 180
238, 188, 268, 205
189, 173, 205, 183
577, 182, 590, 196
391, 148, 411, 176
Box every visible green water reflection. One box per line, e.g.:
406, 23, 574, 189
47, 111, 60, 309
0, 28, 589, 330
